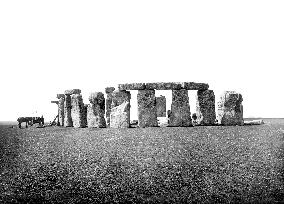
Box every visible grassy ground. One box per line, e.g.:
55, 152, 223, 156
0, 120, 284, 203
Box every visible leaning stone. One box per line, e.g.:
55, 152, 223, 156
111, 91, 131, 108
169, 89, 192, 127
64, 89, 81, 95
64, 94, 73, 127
181, 82, 209, 90
56, 94, 65, 99
137, 90, 158, 127
71, 94, 86, 128
108, 91, 131, 127
217, 91, 244, 126
145, 82, 182, 90
110, 102, 130, 128
156, 95, 166, 117
87, 92, 106, 128
105, 87, 115, 94
118, 83, 145, 91
196, 90, 216, 125
58, 97, 65, 126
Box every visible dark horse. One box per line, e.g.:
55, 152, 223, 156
17, 116, 44, 128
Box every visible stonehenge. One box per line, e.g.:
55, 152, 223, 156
52, 82, 245, 128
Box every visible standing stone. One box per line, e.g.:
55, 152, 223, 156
217, 91, 244, 126
82, 104, 88, 127
58, 96, 65, 126
196, 90, 216, 125
156, 95, 166, 117
169, 89, 192, 127
109, 90, 131, 128
105, 87, 115, 127
110, 102, 130, 128
64, 94, 73, 127
137, 90, 158, 127
71, 94, 86, 128
87, 92, 106, 128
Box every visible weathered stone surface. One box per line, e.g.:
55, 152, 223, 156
108, 90, 131, 127
71, 94, 86, 128
64, 94, 73, 127
87, 92, 106, 128
105, 87, 116, 126
156, 95, 166, 117
137, 90, 158, 127
105, 87, 115, 94
196, 90, 216, 125
64, 89, 81, 95
118, 83, 145, 91
56, 94, 65, 99
217, 91, 244, 126
58, 97, 65, 126
110, 102, 130, 128
169, 89, 192, 127
244, 119, 264, 125
82, 104, 88, 127
51, 100, 59, 104
145, 82, 182, 90
111, 91, 131, 108
181, 82, 209, 90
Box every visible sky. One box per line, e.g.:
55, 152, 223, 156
0, 1, 284, 122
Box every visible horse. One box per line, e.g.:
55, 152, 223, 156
17, 116, 45, 128
17, 117, 33, 128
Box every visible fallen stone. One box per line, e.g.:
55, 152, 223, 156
244, 119, 264, 125
196, 90, 216, 125
64, 89, 81, 95
64, 94, 73, 127
169, 89, 192, 127
118, 83, 145, 91
110, 102, 130, 128
137, 90, 158, 127
71, 94, 86, 128
217, 91, 244, 126
156, 95, 166, 117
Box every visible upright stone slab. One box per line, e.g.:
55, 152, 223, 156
196, 90, 216, 125
58, 95, 65, 126
82, 104, 88, 127
137, 90, 158, 127
169, 89, 192, 127
71, 94, 86, 128
64, 94, 73, 127
110, 102, 130, 128
105, 87, 115, 127
109, 90, 131, 128
156, 95, 166, 117
217, 91, 244, 126
87, 92, 106, 128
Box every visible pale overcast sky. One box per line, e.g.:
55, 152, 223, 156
0, 1, 283, 121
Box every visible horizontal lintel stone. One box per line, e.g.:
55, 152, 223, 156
64, 89, 81, 95
56, 94, 65, 99
51, 101, 59, 104
118, 83, 146, 91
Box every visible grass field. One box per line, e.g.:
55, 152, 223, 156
0, 119, 284, 203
